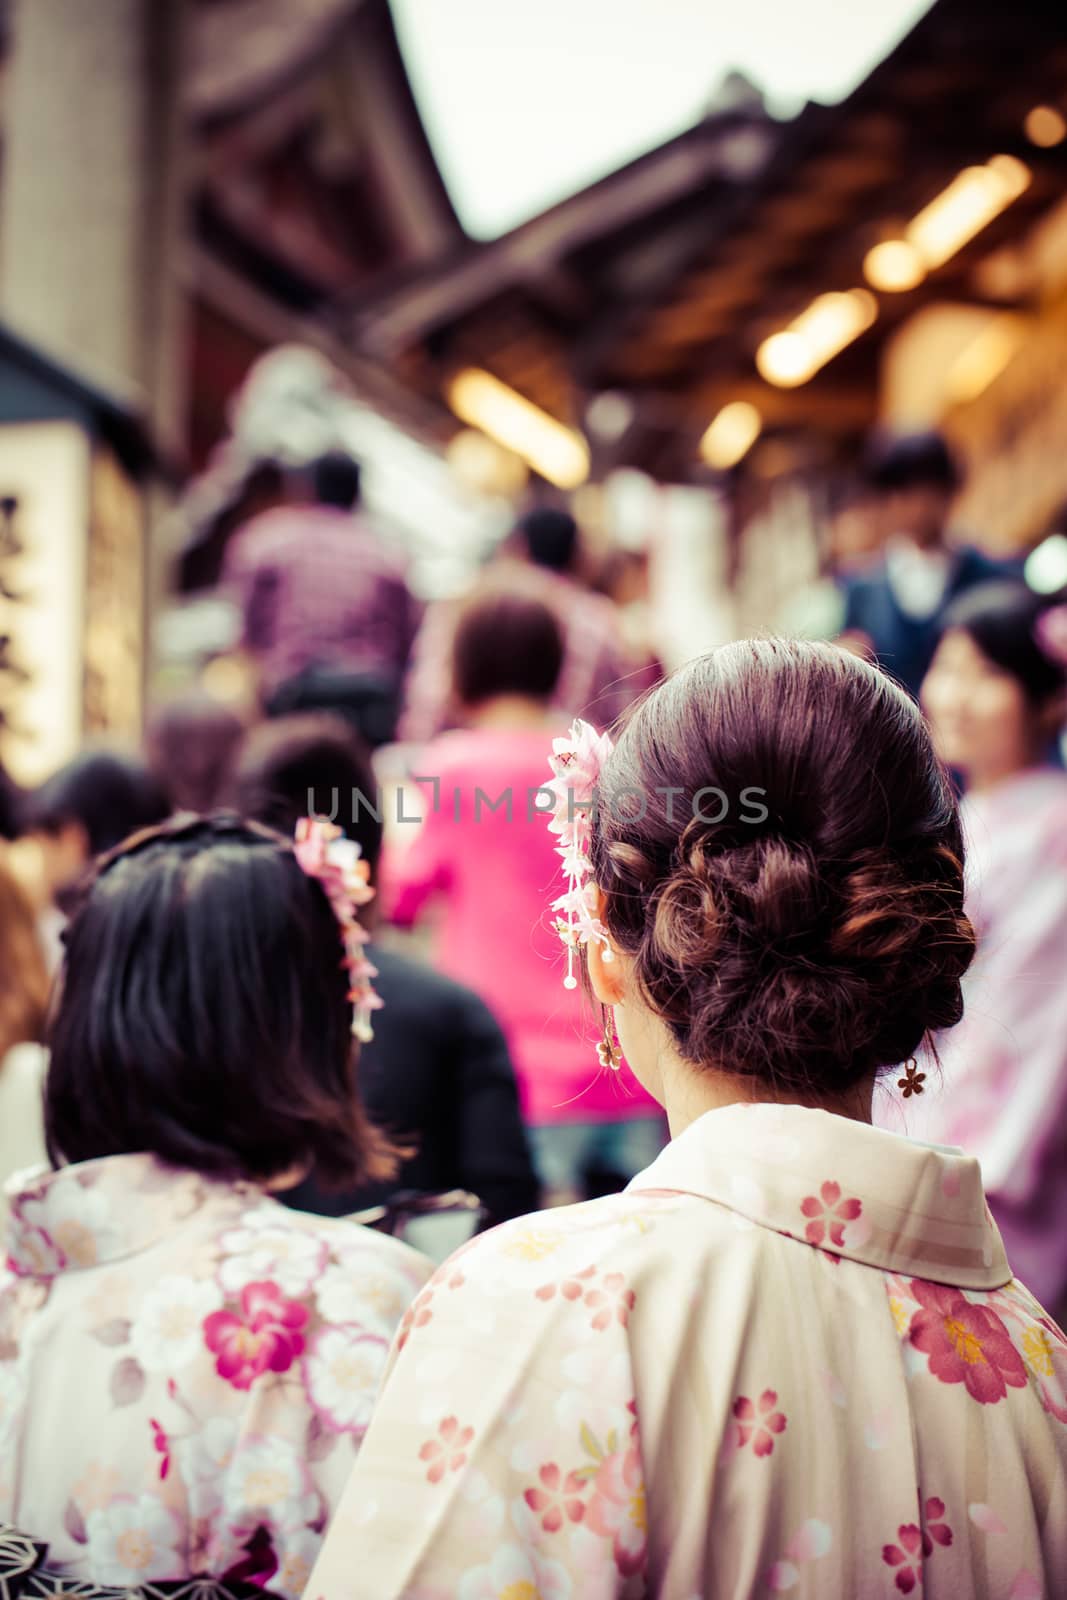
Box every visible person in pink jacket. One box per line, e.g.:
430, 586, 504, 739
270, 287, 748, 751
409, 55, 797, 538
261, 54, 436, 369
386, 580, 664, 1201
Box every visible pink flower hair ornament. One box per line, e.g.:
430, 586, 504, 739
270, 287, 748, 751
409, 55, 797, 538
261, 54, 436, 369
294, 816, 382, 1042
546, 719, 615, 992
1034, 602, 1067, 668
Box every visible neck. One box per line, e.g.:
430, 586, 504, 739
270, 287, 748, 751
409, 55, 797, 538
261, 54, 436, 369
963, 753, 1045, 795
660, 1060, 876, 1140
465, 696, 555, 730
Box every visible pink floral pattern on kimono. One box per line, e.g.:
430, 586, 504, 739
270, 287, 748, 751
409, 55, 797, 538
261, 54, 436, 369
0, 1154, 431, 1596
305, 1101, 1067, 1600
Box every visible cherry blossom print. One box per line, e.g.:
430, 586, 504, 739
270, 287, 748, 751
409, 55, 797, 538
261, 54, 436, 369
923, 1496, 953, 1549
535, 1266, 598, 1304
767, 1518, 833, 1590
203, 1281, 309, 1390
314, 1254, 418, 1339
535, 1266, 635, 1332
881, 1521, 927, 1594
732, 1390, 787, 1457
1009, 1570, 1042, 1600
522, 1462, 587, 1532
906, 1281, 1028, 1403
217, 1209, 328, 1298
84, 1494, 184, 1585
969, 1503, 1008, 1536
456, 1542, 571, 1600
419, 1416, 475, 1484
584, 1441, 647, 1577
129, 1275, 222, 1372
799, 1181, 863, 1249
397, 1288, 435, 1352
304, 1324, 388, 1435
222, 1433, 319, 1541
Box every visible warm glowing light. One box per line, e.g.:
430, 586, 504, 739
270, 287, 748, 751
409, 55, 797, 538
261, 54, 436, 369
945, 315, 1026, 405
699, 401, 762, 469
756, 289, 878, 388
446, 368, 589, 489
904, 157, 1031, 271
863, 238, 926, 293
1025, 105, 1067, 148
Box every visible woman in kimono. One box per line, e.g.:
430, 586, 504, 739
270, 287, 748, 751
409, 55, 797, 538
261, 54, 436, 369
308, 638, 1067, 1599
899, 580, 1067, 1312
0, 814, 430, 1597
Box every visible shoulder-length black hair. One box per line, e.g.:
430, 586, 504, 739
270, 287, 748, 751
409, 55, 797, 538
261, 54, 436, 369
45, 813, 395, 1189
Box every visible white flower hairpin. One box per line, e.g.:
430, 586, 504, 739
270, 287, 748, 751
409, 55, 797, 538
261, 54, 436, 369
294, 817, 382, 1042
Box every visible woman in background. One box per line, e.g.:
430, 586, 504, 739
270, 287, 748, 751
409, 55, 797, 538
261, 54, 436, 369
899, 580, 1067, 1312
387, 581, 664, 1202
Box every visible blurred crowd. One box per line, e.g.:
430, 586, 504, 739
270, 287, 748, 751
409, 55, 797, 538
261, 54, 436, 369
1, 417, 1066, 1594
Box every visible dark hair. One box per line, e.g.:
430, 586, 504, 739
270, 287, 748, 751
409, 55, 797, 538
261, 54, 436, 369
938, 580, 1067, 706
312, 451, 362, 510
45, 813, 395, 1188
515, 508, 578, 572
864, 431, 962, 494
452, 586, 565, 707
22, 750, 171, 856
147, 694, 246, 813
226, 713, 383, 874
591, 639, 975, 1096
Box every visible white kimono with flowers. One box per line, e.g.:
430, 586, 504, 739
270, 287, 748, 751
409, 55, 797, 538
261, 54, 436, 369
307, 1102, 1067, 1599
0, 1155, 431, 1595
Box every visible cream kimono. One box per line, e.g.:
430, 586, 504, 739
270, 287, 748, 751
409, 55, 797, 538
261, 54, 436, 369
307, 1101, 1067, 1599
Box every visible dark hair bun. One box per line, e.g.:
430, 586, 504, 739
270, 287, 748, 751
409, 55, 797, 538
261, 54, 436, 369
593, 640, 976, 1094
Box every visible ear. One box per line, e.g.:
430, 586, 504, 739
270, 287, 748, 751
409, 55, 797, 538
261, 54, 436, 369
586, 885, 626, 1006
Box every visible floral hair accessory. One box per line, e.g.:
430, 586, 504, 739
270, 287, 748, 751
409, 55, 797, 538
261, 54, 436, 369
1034, 603, 1067, 668
294, 817, 382, 1042
546, 719, 615, 990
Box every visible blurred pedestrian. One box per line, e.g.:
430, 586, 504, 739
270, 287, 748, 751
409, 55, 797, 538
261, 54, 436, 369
226, 712, 539, 1226
222, 451, 420, 741
0, 855, 50, 1192
0, 815, 429, 1591
11, 749, 171, 968
840, 432, 1014, 696
400, 508, 646, 742
308, 640, 1067, 1600
146, 692, 246, 813
388, 585, 664, 1201
890, 579, 1067, 1311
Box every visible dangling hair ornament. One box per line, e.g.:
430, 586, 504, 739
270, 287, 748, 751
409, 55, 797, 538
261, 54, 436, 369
294, 817, 382, 1042
546, 719, 615, 992
898, 1058, 926, 1098
1034, 603, 1067, 667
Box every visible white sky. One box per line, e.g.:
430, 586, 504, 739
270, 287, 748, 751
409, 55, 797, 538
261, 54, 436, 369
391, 0, 934, 238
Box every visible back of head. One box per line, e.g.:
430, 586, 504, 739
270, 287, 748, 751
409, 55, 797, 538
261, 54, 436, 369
311, 451, 362, 511
938, 579, 1067, 706
226, 713, 382, 872
452, 582, 565, 709
23, 749, 171, 857
864, 431, 962, 496
515, 508, 578, 574
591, 639, 974, 1096
45, 814, 393, 1187
147, 694, 246, 814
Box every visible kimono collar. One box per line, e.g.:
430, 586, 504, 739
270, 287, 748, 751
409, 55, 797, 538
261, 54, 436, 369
4, 1154, 255, 1278
628, 1101, 1011, 1291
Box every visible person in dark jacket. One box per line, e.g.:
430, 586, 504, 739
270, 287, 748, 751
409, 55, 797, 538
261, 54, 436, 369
840, 431, 1017, 698
225, 712, 540, 1226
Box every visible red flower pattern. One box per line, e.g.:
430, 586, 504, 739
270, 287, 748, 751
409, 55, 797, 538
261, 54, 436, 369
396, 1287, 434, 1351
732, 1390, 787, 1457
418, 1416, 474, 1484
149, 1418, 171, 1481
536, 1267, 634, 1331
906, 1280, 1027, 1403
881, 1498, 953, 1592
800, 1181, 862, 1249
202, 1280, 308, 1391
523, 1462, 587, 1532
